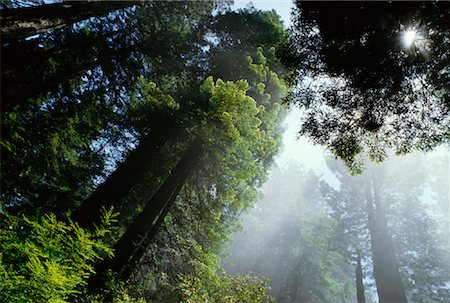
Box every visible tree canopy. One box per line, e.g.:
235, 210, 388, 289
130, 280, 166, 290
1, 1, 448, 302
290, 1, 449, 172
1, 3, 291, 302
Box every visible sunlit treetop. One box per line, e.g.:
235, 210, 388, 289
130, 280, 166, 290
290, 1, 450, 173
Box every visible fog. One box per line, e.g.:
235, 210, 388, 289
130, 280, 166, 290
222, 107, 450, 302
220, 2, 450, 301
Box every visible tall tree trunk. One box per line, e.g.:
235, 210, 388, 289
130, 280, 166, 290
0, 1, 137, 41
356, 251, 366, 303
88, 138, 202, 291
366, 173, 408, 303
117, 177, 183, 280
71, 121, 180, 228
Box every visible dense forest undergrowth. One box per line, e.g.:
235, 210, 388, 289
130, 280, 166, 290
0, 1, 449, 302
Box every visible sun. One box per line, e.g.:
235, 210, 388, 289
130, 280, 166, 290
399, 23, 431, 54
403, 29, 417, 47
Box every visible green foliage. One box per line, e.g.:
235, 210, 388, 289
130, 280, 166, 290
136, 0, 217, 75
1, 0, 219, 215
131, 230, 272, 303
0, 208, 117, 303
79, 280, 147, 303
200, 77, 261, 156
125, 73, 285, 301
331, 138, 364, 175
118, 9, 290, 302
1, 6, 290, 303
178, 271, 273, 303
199, 48, 287, 191
1, 92, 113, 214
128, 77, 180, 132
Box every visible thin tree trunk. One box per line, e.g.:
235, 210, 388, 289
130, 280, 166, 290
118, 177, 184, 280
71, 121, 179, 229
88, 137, 202, 291
356, 251, 366, 303
366, 173, 408, 303
0, 1, 137, 41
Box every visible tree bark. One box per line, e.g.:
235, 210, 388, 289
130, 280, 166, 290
71, 120, 180, 229
366, 173, 408, 303
0, 1, 137, 41
356, 251, 366, 303
88, 137, 202, 291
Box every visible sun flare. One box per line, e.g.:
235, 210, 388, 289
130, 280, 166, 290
403, 29, 417, 47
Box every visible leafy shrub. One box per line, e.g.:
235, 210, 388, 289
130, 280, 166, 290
0, 208, 117, 303
178, 258, 273, 303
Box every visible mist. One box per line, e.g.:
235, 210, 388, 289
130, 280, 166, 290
223, 139, 450, 302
